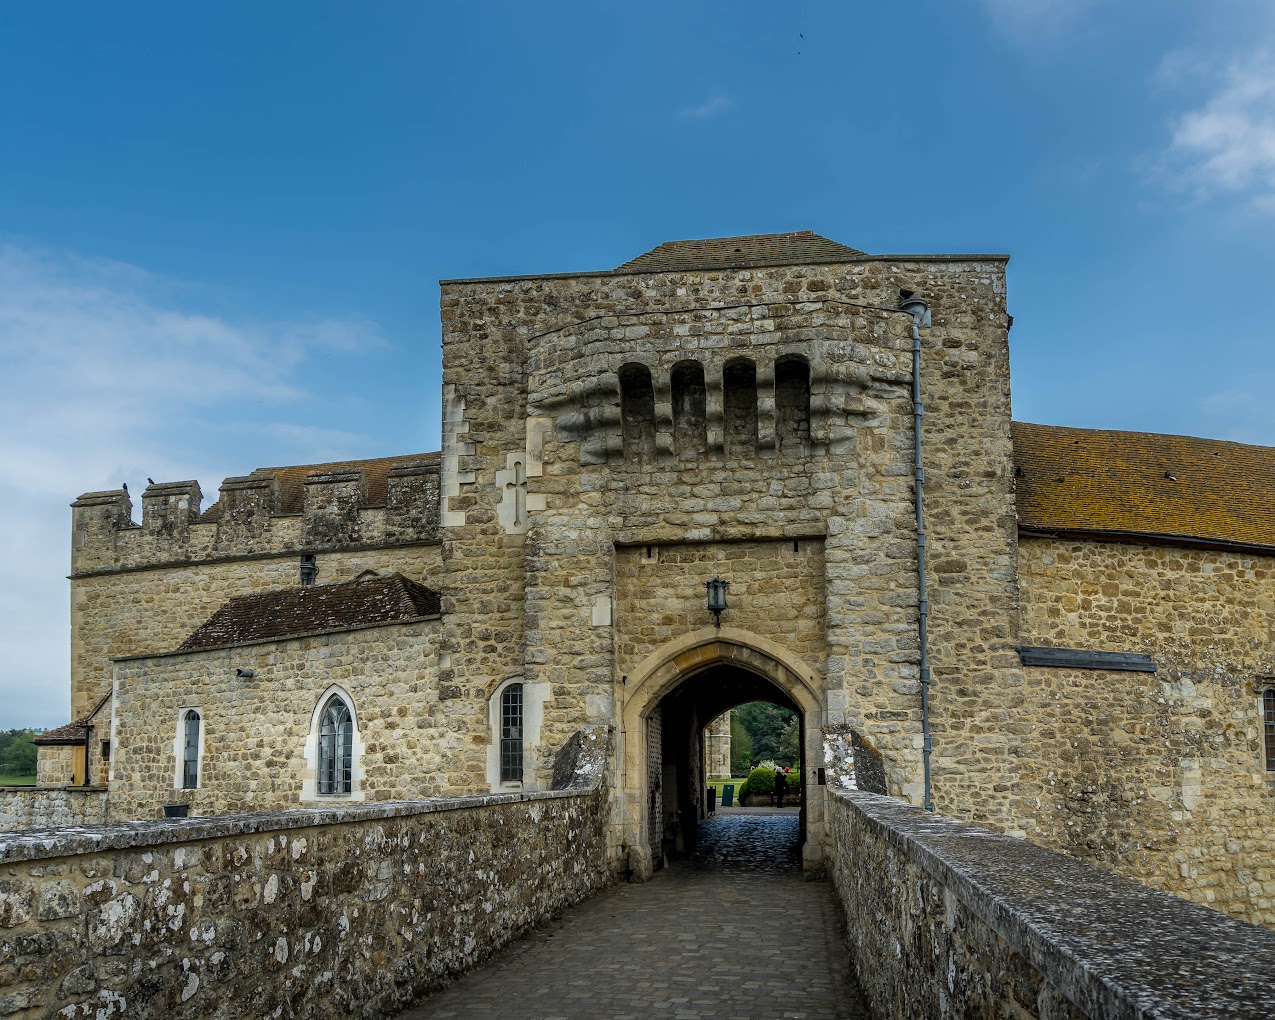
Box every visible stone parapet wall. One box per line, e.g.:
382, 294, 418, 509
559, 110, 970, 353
826, 790, 1274, 1020
0, 788, 107, 832
1017, 535, 1275, 927
71, 543, 443, 720
0, 788, 611, 1020
71, 463, 440, 577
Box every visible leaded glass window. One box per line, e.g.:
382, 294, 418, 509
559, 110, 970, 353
318, 696, 353, 795
500, 684, 523, 783
182, 710, 200, 789
1264, 689, 1275, 772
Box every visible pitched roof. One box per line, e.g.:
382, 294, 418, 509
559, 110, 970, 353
1013, 422, 1275, 551
177, 572, 441, 652
35, 693, 111, 746
199, 452, 439, 522
616, 230, 867, 273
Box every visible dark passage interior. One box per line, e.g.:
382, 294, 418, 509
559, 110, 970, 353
646, 664, 804, 868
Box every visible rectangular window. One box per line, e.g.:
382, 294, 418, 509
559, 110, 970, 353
1264, 689, 1275, 772
500, 685, 524, 783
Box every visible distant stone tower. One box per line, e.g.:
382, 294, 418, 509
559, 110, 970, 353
704, 712, 732, 778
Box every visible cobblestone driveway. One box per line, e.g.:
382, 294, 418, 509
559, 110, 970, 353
398, 812, 871, 1020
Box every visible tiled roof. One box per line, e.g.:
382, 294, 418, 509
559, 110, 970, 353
177, 573, 442, 652
35, 693, 111, 745
616, 230, 867, 273
199, 452, 439, 522
1013, 422, 1275, 551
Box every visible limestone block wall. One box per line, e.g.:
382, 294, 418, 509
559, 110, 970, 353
826, 790, 1274, 1020
0, 789, 107, 832
440, 256, 1023, 836
110, 620, 447, 819
71, 544, 443, 720
35, 745, 76, 787
0, 790, 610, 1020
1017, 535, 1275, 927
613, 539, 826, 678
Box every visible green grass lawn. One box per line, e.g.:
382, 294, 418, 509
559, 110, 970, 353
0, 775, 37, 787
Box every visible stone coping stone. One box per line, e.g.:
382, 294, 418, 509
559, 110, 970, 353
0, 786, 600, 865
837, 790, 1275, 1020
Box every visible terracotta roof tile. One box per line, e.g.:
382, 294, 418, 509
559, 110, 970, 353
177, 572, 441, 652
198, 452, 439, 522
616, 230, 867, 273
1013, 422, 1275, 551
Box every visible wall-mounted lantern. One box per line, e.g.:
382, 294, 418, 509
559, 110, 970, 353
704, 577, 730, 629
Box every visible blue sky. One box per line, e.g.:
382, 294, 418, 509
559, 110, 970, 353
2, 0, 1273, 727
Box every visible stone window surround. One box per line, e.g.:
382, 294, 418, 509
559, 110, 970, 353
486, 675, 549, 793
1263, 685, 1275, 773
301, 684, 366, 803
171, 706, 204, 791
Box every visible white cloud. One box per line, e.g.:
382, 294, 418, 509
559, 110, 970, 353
977, 0, 1092, 41
1166, 52, 1275, 211
0, 242, 385, 727
678, 96, 732, 120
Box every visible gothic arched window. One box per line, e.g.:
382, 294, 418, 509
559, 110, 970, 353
181, 709, 201, 790
500, 683, 524, 783
318, 695, 354, 795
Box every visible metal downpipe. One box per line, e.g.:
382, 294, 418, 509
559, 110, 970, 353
901, 293, 934, 812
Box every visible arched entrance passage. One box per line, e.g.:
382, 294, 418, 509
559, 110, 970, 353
619, 629, 825, 876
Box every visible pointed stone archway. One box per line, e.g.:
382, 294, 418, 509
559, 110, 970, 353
617, 627, 826, 877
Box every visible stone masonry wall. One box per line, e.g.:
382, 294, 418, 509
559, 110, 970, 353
0, 789, 610, 1020
110, 620, 446, 820
826, 790, 1274, 1020
1017, 535, 1275, 927
71, 545, 442, 721
0, 789, 107, 833
613, 539, 826, 679
439, 256, 1024, 837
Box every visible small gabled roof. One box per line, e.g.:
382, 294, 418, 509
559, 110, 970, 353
1013, 421, 1275, 552
34, 693, 111, 746
177, 572, 441, 652
616, 230, 867, 273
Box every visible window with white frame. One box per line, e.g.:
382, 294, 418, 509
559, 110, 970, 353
500, 683, 524, 783
317, 694, 354, 795
180, 709, 201, 790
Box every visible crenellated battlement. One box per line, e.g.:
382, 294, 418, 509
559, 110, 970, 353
71, 454, 440, 575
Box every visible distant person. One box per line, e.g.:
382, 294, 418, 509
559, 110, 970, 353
774, 768, 788, 808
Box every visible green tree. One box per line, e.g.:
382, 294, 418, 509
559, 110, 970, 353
780, 715, 800, 766
734, 702, 799, 768
0, 730, 38, 776
729, 713, 752, 773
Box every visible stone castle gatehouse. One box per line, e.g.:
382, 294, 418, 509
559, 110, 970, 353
29, 231, 1275, 928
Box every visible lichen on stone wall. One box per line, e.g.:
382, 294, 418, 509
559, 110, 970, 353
0, 789, 612, 1019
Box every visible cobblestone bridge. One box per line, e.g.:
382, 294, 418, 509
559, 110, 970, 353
400, 811, 871, 1020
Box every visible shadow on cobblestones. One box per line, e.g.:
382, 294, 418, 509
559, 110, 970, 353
397, 811, 871, 1020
